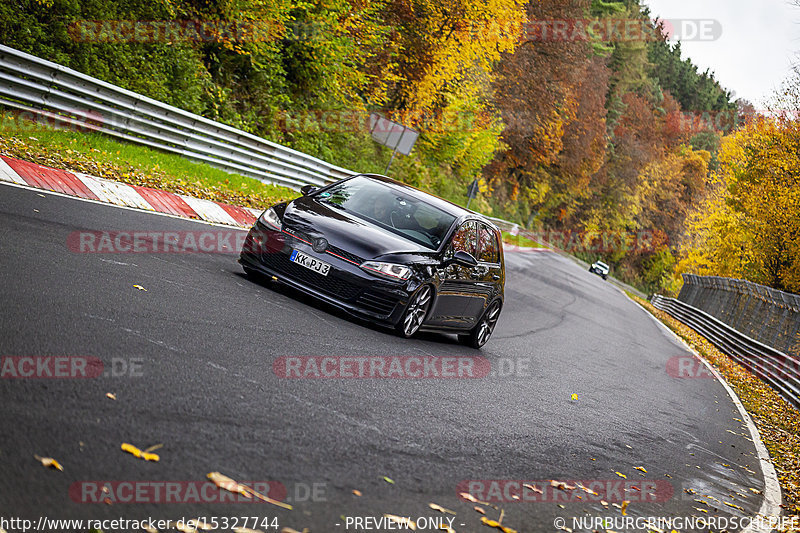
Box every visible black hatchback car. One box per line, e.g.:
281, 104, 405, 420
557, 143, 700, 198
239, 174, 505, 348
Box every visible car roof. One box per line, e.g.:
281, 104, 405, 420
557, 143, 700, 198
347, 174, 498, 229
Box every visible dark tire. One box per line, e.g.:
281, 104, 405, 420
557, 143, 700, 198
396, 285, 433, 338
460, 300, 502, 349
602, 274, 608, 280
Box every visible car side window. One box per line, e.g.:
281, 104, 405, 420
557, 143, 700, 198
478, 224, 499, 263
450, 221, 477, 258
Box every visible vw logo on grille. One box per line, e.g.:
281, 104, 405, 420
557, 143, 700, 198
312, 238, 328, 253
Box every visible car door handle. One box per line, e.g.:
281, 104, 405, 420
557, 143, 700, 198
471, 267, 488, 279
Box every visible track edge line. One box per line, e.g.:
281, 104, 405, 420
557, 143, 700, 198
626, 295, 783, 533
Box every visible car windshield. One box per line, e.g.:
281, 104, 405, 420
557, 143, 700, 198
596, 262, 609, 269
315, 176, 457, 250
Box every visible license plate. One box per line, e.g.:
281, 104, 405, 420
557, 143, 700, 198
290, 249, 331, 276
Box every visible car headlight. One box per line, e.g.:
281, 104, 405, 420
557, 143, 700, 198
360, 261, 412, 281
258, 207, 282, 230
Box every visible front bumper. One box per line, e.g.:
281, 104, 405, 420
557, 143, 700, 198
239, 222, 416, 327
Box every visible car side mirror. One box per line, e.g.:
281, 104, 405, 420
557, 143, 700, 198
447, 250, 478, 267
300, 184, 318, 196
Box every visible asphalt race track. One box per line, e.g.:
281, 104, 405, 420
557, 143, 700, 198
0, 182, 770, 532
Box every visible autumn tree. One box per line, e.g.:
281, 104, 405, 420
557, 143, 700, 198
380, 0, 525, 116
485, 0, 602, 224
677, 117, 800, 292
2, 0, 745, 293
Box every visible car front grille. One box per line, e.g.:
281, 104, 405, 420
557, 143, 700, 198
356, 290, 401, 317
327, 245, 363, 265
260, 250, 363, 300
281, 228, 364, 265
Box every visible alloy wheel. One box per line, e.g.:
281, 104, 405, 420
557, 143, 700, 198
462, 300, 501, 349
400, 285, 432, 337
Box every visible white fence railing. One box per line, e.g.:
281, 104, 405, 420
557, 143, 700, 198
0, 44, 527, 232
0, 44, 354, 190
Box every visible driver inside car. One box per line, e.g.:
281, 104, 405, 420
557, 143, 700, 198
368, 196, 394, 225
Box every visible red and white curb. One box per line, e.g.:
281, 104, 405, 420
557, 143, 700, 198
0, 154, 554, 254
0, 155, 262, 228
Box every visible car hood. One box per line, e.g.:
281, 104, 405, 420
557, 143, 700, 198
282, 196, 437, 261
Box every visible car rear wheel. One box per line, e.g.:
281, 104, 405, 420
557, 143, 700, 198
459, 300, 502, 349
397, 285, 432, 338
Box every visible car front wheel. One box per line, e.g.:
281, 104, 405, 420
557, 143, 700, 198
397, 285, 432, 338
460, 300, 502, 349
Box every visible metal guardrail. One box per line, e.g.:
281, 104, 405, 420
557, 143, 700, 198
651, 294, 800, 409
0, 44, 528, 231
484, 216, 520, 233
678, 274, 800, 357
0, 44, 354, 190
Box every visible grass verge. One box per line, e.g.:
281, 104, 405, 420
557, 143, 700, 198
629, 294, 800, 528
0, 111, 296, 209
501, 230, 545, 248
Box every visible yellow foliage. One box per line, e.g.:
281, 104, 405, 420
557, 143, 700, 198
677, 117, 800, 293
396, 0, 526, 116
